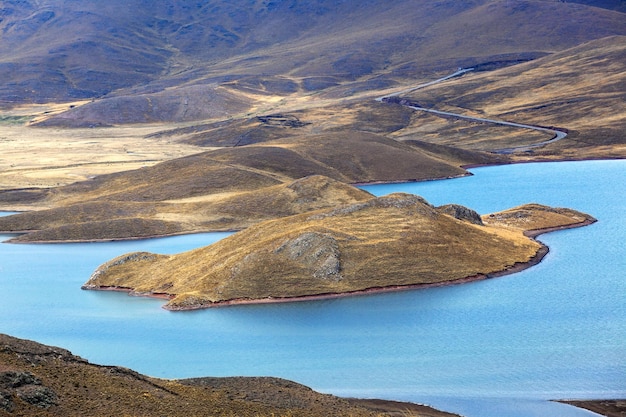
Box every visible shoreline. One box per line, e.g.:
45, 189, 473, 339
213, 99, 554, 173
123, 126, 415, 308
0, 228, 239, 245
459, 154, 625, 170
557, 399, 626, 417
83, 217, 596, 311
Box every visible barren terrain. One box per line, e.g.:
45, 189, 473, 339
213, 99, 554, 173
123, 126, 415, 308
82, 199, 594, 310
0, 104, 204, 197
0, 333, 459, 417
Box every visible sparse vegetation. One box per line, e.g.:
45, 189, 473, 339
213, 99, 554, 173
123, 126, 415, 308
0, 116, 32, 126
0, 334, 458, 417
82, 197, 594, 310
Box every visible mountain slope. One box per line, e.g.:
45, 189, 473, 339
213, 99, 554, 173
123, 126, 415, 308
2, 0, 625, 126
393, 35, 626, 157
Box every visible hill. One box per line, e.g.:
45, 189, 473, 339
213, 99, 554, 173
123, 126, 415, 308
392, 36, 626, 159
0, 176, 373, 242
0, 133, 505, 241
82, 196, 595, 310
559, 400, 626, 417
0, 333, 458, 417
0, 1, 624, 194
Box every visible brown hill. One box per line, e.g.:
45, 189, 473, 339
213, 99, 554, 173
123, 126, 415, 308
33, 85, 253, 127
82, 196, 594, 310
560, 400, 626, 417
0, 176, 373, 242
146, 102, 417, 148
393, 36, 626, 158
0, 333, 458, 417
0, 131, 503, 241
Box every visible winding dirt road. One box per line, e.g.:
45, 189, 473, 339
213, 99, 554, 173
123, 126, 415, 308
377, 69, 567, 153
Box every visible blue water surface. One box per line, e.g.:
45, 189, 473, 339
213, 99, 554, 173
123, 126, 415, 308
1, 160, 624, 417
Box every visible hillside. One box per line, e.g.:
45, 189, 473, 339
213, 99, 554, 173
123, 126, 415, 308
0, 1, 624, 197
2, 0, 625, 126
0, 333, 458, 417
0, 176, 373, 242
392, 36, 626, 159
0, 133, 505, 241
82, 196, 595, 310
560, 400, 626, 417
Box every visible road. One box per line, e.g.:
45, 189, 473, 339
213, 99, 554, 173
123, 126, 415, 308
377, 69, 567, 154
375, 68, 475, 102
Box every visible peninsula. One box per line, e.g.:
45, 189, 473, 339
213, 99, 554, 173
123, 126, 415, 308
83, 196, 595, 310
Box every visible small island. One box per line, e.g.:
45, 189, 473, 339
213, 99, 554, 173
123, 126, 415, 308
83, 194, 595, 310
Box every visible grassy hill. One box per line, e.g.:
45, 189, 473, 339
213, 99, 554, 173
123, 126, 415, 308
0, 176, 373, 241
391, 36, 626, 159
0, 333, 459, 417
0, 132, 505, 241
82, 196, 594, 310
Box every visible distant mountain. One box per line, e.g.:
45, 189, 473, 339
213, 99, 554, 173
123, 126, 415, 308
1, 0, 625, 124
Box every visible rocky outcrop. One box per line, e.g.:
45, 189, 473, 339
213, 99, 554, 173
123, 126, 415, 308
438, 204, 484, 225
275, 232, 342, 281
308, 193, 436, 220
257, 114, 310, 128
0, 371, 58, 411
87, 252, 162, 283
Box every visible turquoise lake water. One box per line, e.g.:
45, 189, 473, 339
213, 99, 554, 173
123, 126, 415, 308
1, 159, 624, 417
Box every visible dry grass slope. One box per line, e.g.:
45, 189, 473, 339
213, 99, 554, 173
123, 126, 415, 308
397, 36, 626, 158
0, 176, 374, 242
0, 334, 459, 417
83, 196, 594, 310
559, 400, 626, 417
0, 129, 502, 241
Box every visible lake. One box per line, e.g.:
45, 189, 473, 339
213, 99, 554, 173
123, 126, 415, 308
1, 159, 624, 417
